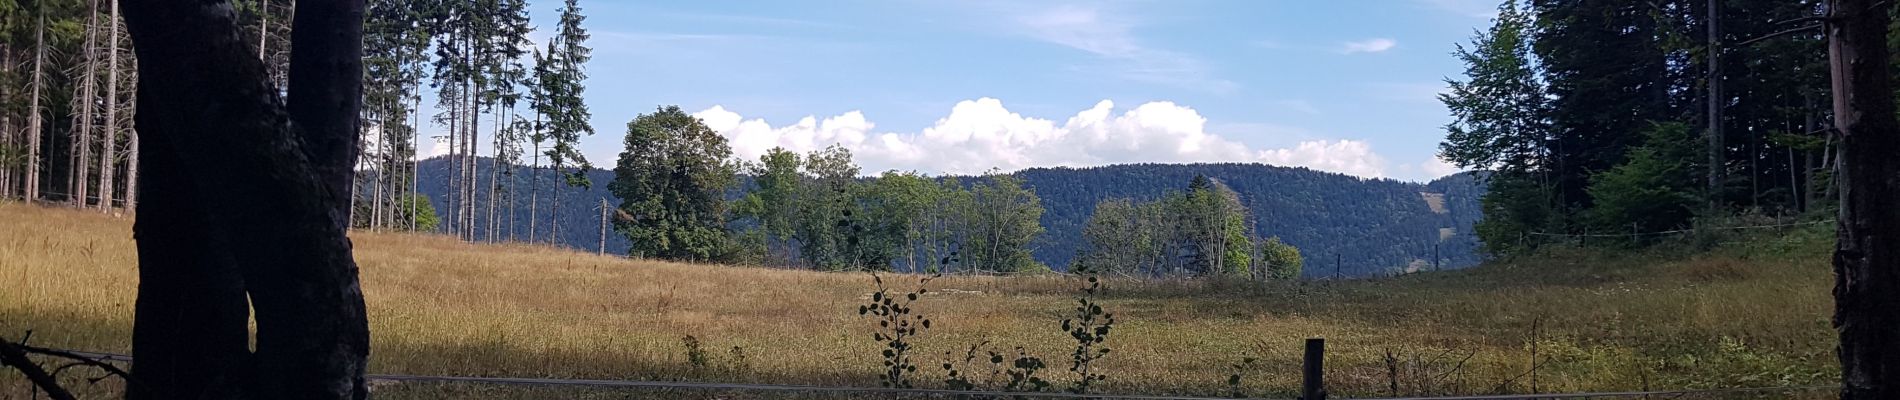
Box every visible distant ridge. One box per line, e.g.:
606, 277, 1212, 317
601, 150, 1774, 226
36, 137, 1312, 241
412, 157, 1485, 278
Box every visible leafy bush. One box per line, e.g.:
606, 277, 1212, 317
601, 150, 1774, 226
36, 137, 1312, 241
858, 273, 936, 388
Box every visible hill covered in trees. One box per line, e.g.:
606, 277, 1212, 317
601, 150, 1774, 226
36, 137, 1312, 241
410, 157, 630, 254
1018, 164, 1483, 277
409, 157, 1484, 278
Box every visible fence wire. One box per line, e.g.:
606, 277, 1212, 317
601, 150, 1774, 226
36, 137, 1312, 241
1526, 220, 1833, 239
19, 348, 1839, 400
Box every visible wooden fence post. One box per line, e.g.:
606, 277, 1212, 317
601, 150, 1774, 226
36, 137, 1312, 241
1302, 337, 1326, 400
1333, 253, 1341, 280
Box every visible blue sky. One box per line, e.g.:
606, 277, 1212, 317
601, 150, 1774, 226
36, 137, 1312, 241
432, 0, 1503, 181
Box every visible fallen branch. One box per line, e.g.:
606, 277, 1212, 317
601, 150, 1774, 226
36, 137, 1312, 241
0, 335, 77, 400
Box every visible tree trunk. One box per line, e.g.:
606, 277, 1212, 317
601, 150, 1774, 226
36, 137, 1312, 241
2, 45, 12, 200
1, 44, 11, 200
98, 0, 122, 212
73, 0, 99, 207
528, 120, 540, 242
121, 0, 370, 399
464, 73, 479, 240
1705, 0, 1723, 211
410, 93, 421, 232
1826, 0, 1900, 398
445, 84, 460, 234
257, 0, 268, 60
370, 109, 384, 229
597, 198, 606, 255
125, 130, 137, 209
488, 110, 501, 242
25, 14, 44, 203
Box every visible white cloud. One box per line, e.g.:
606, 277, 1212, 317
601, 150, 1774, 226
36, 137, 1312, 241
1017, 5, 1143, 58
695, 98, 1400, 178
1341, 38, 1398, 54
1256, 140, 1389, 179
1419, 156, 1464, 178
1007, 4, 1234, 92
422, 136, 451, 159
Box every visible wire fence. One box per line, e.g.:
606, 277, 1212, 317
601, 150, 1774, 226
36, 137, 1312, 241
17, 347, 1840, 400
8, 190, 133, 209
1520, 219, 1831, 238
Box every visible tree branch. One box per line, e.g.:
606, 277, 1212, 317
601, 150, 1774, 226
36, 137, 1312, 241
0, 336, 77, 400
1738, 24, 1825, 47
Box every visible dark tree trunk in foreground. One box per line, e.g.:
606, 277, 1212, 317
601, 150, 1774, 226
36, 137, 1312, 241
1826, 0, 1900, 398
120, 0, 371, 399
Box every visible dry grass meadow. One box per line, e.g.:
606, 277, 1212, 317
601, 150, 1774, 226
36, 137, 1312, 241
1, 203, 1841, 399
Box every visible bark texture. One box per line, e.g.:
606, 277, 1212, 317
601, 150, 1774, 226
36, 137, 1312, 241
120, 0, 370, 399
1826, 1, 1900, 398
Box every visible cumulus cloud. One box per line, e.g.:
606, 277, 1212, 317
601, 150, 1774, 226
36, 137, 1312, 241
694, 98, 1401, 178
1341, 38, 1398, 54
1256, 140, 1389, 179
1419, 156, 1464, 178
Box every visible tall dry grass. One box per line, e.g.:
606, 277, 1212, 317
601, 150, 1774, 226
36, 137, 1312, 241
0, 203, 1839, 399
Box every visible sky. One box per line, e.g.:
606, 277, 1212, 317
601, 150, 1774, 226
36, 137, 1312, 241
423, 0, 1504, 182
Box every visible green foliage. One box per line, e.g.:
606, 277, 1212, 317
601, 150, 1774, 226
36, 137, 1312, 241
1439, 0, 1546, 175
1439, 0, 1566, 257
1072, 198, 1154, 275
794, 145, 860, 270
737, 148, 802, 247
1437, 0, 1833, 255
1473, 171, 1558, 256
998, 347, 1052, 392
858, 274, 936, 388
1258, 236, 1303, 281
964, 171, 1047, 273
681, 335, 709, 371
609, 106, 738, 262
397, 194, 441, 232
1226, 357, 1260, 398
1221, 215, 1253, 276
538, 0, 596, 187
1062, 276, 1115, 394
938, 341, 988, 391
727, 147, 1048, 273
1585, 122, 1703, 236
1075, 175, 1266, 277
858, 171, 937, 272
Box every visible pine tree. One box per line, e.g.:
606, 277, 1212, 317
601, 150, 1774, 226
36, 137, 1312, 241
483, 0, 531, 242
363, 0, 429, 230
1531, 0, 1676, 217
426, 0, 475, 235
539, 0, 595, 241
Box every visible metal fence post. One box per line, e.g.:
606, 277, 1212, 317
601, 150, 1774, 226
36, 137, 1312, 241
1302, 337, 1326, 400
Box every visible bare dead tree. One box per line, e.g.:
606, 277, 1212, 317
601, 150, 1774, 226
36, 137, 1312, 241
1825, 0, 1900, 398
97, 0, 123, 213
69, 0, 99, 208
24, 12, 47, 203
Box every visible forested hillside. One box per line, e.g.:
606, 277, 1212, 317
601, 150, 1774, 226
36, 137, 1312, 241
410, 157, 630, 255
1018, 164, 1483, 277
408, 157, 1483, 277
